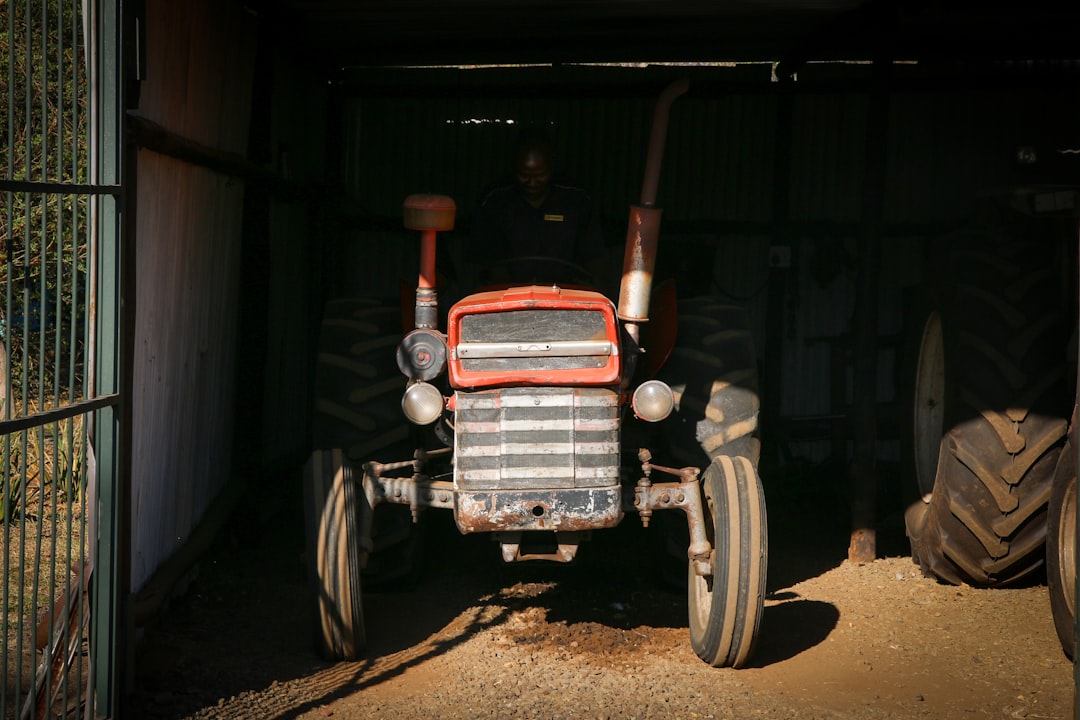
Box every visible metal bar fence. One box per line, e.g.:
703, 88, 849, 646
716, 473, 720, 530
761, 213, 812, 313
1, 1, 119, 718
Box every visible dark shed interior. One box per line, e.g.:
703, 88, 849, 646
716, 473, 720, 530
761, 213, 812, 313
121, 0, 1079, 683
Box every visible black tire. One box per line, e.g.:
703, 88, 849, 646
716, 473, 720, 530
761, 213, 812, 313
303, 449, 367, 660
904, 230, 1070, 587
688, 455, 768, 668
313, 298, 409, 460
655, 298, 761, 583
658, 298, 760, 468
310, 298, 421, 587
1047, 403, 1076, 659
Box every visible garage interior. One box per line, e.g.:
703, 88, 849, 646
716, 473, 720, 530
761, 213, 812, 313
2, 0, 1079, 717
133, 0, 1079, 698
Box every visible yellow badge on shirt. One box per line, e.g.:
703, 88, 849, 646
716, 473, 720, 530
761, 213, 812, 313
544, 214, 564, 222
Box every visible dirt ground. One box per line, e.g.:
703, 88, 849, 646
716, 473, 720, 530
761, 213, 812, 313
126, 476, 1076, 720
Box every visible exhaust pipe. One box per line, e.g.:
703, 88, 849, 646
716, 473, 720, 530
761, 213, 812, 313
617, 78, 689, 341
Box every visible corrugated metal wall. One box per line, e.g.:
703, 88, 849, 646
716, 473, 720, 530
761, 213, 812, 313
129, 0, 257, 591
258, 57, 326, 471
342, 76, 1077, 224
337, 66, 1078, 465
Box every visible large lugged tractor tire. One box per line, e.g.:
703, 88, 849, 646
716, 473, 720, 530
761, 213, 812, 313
658, 298, 760, 469
688, 455, 768, 668
312, 298, 410, 460
304, 299, 421, 659
904, 230, 1070, 587
304, 449, 368, 659
1047, 403, 1076, 659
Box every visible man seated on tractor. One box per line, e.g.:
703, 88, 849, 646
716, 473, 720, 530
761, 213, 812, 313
470, 127, 610, 293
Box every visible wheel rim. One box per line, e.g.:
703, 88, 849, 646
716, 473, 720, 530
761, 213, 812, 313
689, 484, 715, 630
1058, 472, 1077, 619
913, 310, 945, 498
689, 568, 713, 629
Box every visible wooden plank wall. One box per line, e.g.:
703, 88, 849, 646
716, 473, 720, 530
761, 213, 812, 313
129, 0, 257, 591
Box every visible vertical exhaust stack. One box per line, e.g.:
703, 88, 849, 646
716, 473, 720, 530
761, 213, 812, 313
618, 78, 689, 344
403, 194, 456, 330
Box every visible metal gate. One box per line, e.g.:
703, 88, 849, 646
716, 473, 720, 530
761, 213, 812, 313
2, 0, 124, 718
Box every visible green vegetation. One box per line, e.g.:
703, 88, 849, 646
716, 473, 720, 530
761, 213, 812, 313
1, 0, 90, 517
0, 0, 90, 416
2, 417, 84, 522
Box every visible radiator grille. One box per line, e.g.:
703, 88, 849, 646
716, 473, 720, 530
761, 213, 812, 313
455, 387, 620, 490
458, 309, 610, 372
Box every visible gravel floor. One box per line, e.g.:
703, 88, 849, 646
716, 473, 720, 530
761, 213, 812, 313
126, 483, 1077, 720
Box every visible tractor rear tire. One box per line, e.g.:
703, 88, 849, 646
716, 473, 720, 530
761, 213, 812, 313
303, 449, 368, 660
313, 298, 409, 460
688, 455, 767, 668
659, 298, 760, 468
1047, 404, 1077, 659
309, 299, 421, 586
904, 230, 1070, 587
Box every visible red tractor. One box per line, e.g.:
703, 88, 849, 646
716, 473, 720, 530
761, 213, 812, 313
304, 80, 767, 668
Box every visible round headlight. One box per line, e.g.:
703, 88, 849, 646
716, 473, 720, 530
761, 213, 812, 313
402, 382, 444, 425
632, 380, 675, 422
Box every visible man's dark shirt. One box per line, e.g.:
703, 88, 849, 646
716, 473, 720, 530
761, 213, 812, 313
471, 180, 604, 285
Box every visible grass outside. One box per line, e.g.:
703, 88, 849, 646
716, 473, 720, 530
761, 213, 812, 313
2, 417, 90, 719
3, 490, 88, 719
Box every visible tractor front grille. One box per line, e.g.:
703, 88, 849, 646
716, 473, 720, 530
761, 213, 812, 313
457, 309, 612, 373
455, 387, 620, 491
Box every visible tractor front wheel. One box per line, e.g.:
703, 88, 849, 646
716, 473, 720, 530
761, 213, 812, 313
303, 449, 369, 660
688, 455, 768, 668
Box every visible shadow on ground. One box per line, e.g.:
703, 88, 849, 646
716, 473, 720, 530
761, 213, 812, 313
126, 457, 903, 717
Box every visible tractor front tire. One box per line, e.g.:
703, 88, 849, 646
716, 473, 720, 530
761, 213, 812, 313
304, 449, 368, 660
688, 455, 768, 668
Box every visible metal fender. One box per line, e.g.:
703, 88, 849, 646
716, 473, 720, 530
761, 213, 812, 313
639, 278, 678, 378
